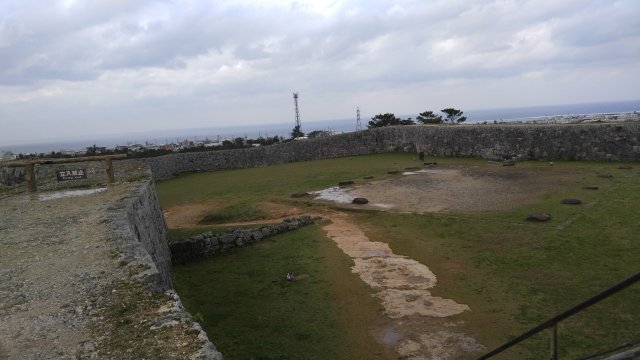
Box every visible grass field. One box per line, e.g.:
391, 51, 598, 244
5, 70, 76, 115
158, 154, 640, 359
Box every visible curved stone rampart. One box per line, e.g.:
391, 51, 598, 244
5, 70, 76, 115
145, 123, 640, 180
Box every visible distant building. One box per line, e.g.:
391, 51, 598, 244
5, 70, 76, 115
128, 144, 145, 152
0, 152, 17, 161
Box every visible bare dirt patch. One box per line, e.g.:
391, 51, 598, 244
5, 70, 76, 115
163, 200, 222, 228
315, 165, 579, 213
163, 200, 307, 228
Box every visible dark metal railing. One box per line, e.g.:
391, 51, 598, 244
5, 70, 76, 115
575, 338, 640, 360
477, 271, 640, 359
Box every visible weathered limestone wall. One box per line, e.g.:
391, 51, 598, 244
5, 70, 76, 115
107, 180, 223, 359
170, 216, 316, 264
107, 180, 173, 291
145, 123, 640, 180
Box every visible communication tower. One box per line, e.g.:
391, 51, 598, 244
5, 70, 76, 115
293, 93, 301, 128
356, 106, 362, 131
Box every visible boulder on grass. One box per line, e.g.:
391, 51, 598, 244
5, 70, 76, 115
502, 160, 516, 166
582, 186, 599, 190
526, 213, 552, 222
352, 197, 369, 204
363, 176, 374, 180
291, 192, 309, 198
561, 198, 582, 205
387, 170, 399, 174
338, 180, 354, 186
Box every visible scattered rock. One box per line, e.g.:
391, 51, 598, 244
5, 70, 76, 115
338, 180, 354, 186
290, 192, 309, 198
352, 197, 369, 204
582, 186, 599, 190
502, 160, 516, 166
561, 198, 582, 205
526, 213, 552, 222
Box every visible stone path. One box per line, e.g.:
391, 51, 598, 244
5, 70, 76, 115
322, 212, 483, 359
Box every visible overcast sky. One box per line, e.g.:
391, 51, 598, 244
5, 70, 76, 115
1, 0, 639, 146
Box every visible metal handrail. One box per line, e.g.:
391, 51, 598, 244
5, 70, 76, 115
477, 271, 640, 359
575, 338, 640, 360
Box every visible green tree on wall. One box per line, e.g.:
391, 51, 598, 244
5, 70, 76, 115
416, 111, 443, 124
441, 108, 467, 124
368, 113, 415, 128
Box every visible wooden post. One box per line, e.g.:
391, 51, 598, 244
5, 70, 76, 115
105, 158, 114, 184
26, 163, 37, 192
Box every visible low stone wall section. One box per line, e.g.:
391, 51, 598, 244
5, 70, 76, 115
170, 216, 316, 264
145, 123, 640, 181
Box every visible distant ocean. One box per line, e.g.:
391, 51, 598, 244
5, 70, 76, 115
2, 99, 639, 154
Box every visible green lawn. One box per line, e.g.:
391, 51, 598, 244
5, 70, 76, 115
159, 154, 640, 359
156, 153, 424, 208
173, 225, 391, 360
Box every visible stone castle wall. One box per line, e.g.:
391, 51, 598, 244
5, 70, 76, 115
107, 180, 173, 291
170, 216, 315, 264
2, 123, 639, 187
106, 180, 223, 358
144, 123, 640, 180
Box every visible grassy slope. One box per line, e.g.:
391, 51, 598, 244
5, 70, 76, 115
159, 154, 640, 359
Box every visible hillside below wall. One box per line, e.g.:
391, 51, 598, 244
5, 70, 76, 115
146, 123, 640, 180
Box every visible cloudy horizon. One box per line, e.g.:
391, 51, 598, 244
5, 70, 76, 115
1, 0, 639, 146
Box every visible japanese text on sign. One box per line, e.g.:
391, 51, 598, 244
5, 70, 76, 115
56, 169, 88, 181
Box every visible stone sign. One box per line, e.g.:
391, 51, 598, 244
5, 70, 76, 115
56, 169, 88, 181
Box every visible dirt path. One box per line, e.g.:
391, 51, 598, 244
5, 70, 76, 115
0, 186, 140, 358
0, 185, 214, 359
322, 212, 483, 359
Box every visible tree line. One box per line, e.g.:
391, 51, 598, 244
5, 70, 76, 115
368, 108, 466, 128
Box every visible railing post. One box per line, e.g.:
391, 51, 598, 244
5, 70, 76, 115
105, 158, 114, 184
550, 323, 558, 360
26, 163, 37, 192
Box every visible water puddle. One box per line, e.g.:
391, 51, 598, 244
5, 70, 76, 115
38, 188, 107, 201
311, 187, 354, 203
403, 169, 446, 176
